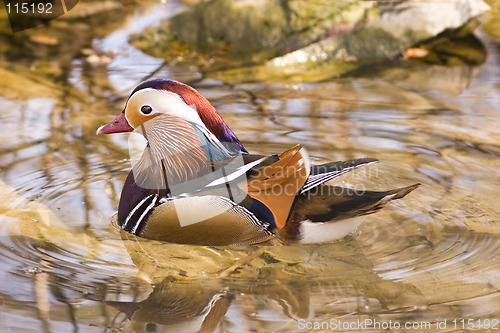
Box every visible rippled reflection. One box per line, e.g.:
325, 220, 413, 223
1, 1, 500, 332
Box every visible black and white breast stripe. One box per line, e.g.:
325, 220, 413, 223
123, 194, 160, 235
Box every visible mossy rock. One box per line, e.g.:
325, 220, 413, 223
131, 0, 371, 71
132, 0, 490, 82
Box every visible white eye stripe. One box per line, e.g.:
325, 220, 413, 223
129, 88, 206, 127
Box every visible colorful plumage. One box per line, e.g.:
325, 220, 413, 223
97, 79, 419, 246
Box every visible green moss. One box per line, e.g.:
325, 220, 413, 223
346, 28, 403, 61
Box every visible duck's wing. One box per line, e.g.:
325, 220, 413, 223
295, 183, 420, 222
197, 151, 377, 230
301, 158, 378, 194
280, 183, 420, 243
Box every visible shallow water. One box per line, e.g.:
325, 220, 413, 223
1, 1, 500, 332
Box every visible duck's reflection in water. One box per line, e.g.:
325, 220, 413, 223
107, 239, 422, 333
108, 278, 233, 333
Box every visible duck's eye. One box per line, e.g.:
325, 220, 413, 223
140, 105, 153, 115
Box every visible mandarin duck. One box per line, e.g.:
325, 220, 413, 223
97, 79, 419, 246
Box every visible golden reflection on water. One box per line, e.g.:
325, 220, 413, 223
1, 1, 500, 332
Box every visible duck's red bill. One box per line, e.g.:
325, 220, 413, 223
97, 113, 134, 135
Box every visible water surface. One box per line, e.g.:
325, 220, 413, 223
1, 1, 500, 332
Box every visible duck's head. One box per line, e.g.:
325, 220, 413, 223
97, 78, 246, 154
97, 79, 246, 186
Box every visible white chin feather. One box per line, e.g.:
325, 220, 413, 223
298, 216, 366, 244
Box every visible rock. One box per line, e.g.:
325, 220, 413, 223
132, 0, 371, 70
132, 0, 490, 82
372, 0, 489, 41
